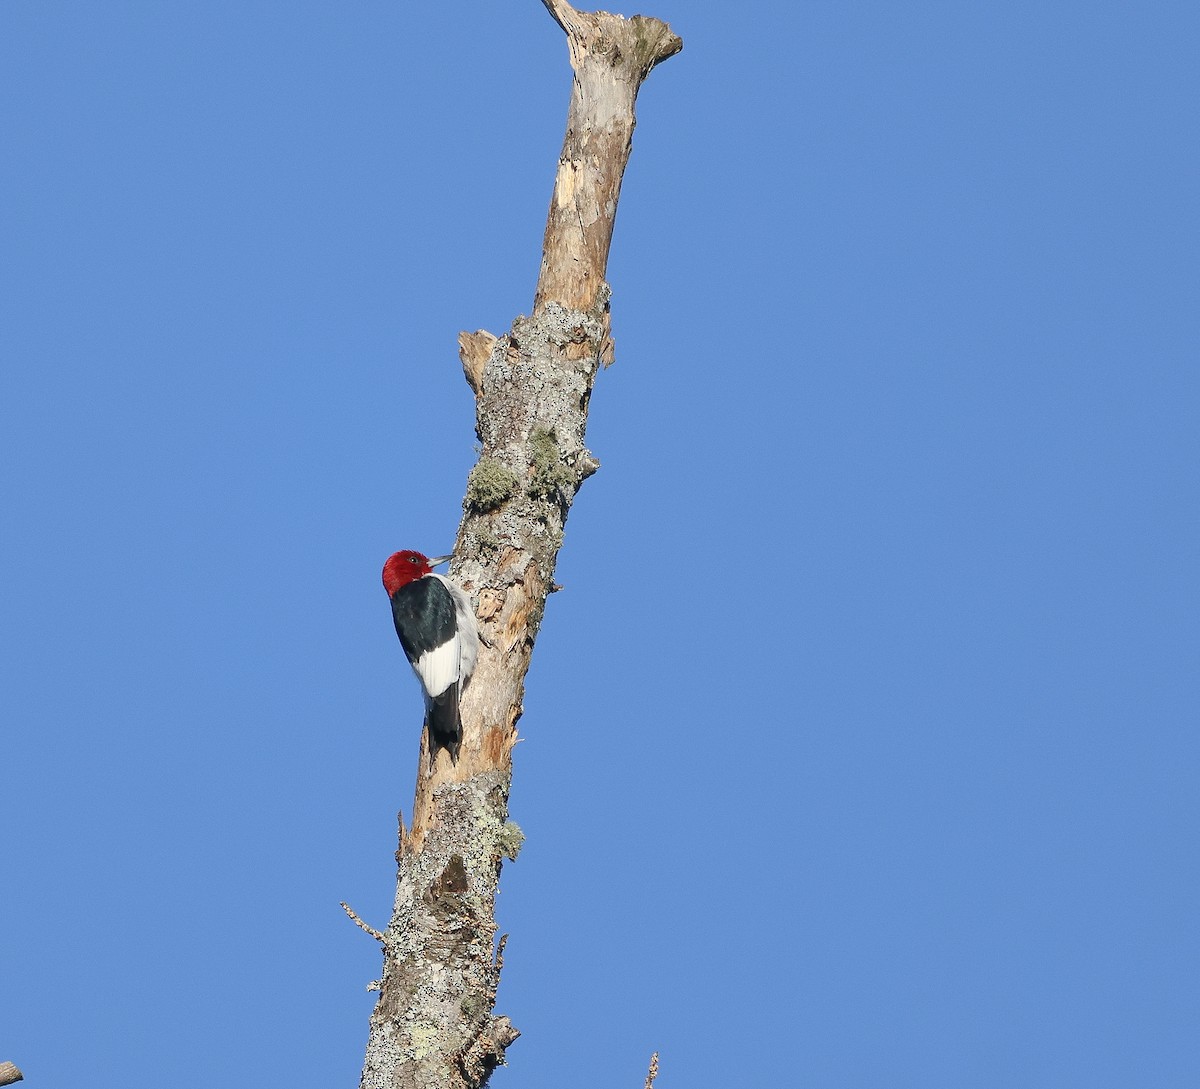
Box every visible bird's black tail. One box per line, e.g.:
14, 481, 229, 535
425, 687, 462, 767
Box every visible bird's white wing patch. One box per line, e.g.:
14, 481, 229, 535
413, 637, 460, 700
409, 573, 478, 701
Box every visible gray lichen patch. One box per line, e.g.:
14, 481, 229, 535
465, 459, 520, 511
531, 299, 608, 357
460, 993, 485, 1020
528, 428, 577, 500
473, 526, 501, 554
497, 821, 525, 862
407, 1020, 441, 1062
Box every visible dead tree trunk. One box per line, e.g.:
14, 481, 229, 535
357, 3, 681, 1088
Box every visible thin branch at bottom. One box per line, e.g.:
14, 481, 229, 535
643, 1052, 660, 1089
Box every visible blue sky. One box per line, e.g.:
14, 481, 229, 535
2, 2, 1197, 1086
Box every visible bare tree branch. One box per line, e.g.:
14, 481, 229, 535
643, 1052, 660, 1089
358, 5, 680, 1087
341, 901, 387, 943
0, 1062, 24, 1086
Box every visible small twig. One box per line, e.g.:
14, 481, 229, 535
643, 1052, 660, 1089
340, 901, 386, 943
0, 1062, 24, 1086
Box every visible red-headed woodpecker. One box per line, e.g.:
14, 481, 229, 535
382, 550, 479, 765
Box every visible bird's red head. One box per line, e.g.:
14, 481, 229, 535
383, 550, 451, 596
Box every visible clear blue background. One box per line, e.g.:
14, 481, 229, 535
2, 2, 1197, 1086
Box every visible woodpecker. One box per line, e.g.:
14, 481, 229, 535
382, 550, 479, 765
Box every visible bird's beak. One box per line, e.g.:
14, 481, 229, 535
427, 554, 453, 568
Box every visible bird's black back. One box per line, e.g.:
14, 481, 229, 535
390, 575, 456, 666
390, 575, 463, 764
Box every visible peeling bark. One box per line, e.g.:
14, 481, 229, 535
359, 4, 680, 1087
0, 1062, 23, 1087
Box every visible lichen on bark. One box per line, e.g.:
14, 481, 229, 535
465, 460, 521, 512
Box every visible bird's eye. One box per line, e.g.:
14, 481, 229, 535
409, 556, 420, 563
